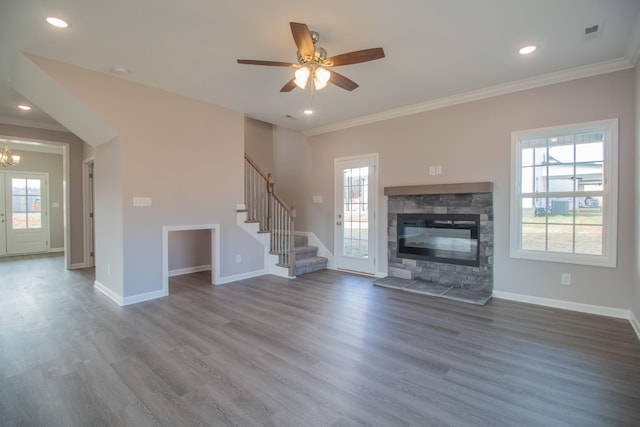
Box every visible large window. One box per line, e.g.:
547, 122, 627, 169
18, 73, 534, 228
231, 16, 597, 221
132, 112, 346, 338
510, 119, 618, 267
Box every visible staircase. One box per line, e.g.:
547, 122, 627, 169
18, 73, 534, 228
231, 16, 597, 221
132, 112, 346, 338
290, 233, 328, 276
242, 153, 327, 277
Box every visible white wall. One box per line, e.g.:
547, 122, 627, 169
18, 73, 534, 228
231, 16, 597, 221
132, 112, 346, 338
278, 69, 636, 311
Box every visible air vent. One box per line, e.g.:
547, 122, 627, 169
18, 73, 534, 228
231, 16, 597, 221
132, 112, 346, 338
583, 24, 601, 40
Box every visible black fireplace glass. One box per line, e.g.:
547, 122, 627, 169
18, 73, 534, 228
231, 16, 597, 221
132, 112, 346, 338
397, 213, 480, 266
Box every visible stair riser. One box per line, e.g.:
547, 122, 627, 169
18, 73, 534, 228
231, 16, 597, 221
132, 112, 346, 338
294, 234, 308, 247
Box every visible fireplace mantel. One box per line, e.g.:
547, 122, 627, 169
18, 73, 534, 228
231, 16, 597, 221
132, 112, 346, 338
384, 182, 493, 196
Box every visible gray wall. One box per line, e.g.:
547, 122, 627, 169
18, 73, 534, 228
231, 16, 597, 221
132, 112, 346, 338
0, 123, 87, 265
244, 117, 274, 174
276, 69, 636, 311
28, 55, 263, 300
168, 229, 211, 271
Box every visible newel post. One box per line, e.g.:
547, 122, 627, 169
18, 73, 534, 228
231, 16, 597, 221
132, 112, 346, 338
288, 208, 296, 276
267, 174, 274, 232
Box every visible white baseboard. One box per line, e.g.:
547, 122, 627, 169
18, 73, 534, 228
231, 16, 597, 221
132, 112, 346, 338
122, 289, 168, 306
630, 311, 640, 342
168, 264, 211, 277
69, 262, 86, 269
49, 247, 64, 253
215, 269, 266, 285
94, 280, 168, 306
94, 280, 124, 306
493, 290, 630, 319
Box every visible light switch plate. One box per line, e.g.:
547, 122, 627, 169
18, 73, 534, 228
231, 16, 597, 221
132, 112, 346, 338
313, 195, 322, 203
133, 197, 152, 207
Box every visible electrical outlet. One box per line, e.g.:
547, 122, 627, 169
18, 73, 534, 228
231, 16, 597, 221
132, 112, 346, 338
236, 254, 242, 263
561, 273, 571, 286
429, 166, 436, 175
436, 166, 442, 175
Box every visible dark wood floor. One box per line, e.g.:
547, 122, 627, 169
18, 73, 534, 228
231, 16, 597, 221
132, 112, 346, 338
1, 254, 639, 426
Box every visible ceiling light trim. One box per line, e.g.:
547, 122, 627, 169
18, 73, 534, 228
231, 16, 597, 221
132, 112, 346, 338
303, 56, 633, 137
46, 17, 69, 28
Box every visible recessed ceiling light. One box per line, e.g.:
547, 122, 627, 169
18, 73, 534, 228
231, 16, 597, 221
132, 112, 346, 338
46, 17, 69, 28
18, 105, 31, 111
303, 109, 314, 115
519, 45, 537, 55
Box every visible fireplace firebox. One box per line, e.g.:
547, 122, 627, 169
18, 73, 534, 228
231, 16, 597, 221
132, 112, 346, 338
397, 213, 480, 267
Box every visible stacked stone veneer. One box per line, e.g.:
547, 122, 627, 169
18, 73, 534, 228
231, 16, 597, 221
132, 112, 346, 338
388, 192, 493, 292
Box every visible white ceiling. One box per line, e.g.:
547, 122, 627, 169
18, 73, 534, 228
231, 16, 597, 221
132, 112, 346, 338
1, 0, 639, 136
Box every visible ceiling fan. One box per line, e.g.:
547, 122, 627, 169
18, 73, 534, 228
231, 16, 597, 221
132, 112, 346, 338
237, 22, 385, 92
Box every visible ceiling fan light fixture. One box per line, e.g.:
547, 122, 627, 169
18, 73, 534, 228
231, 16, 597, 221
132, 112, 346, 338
314, 67, 330, 90
294, 67, 310, 89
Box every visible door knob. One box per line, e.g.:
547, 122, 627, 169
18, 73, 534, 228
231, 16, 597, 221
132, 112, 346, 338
336, 222, 342, 225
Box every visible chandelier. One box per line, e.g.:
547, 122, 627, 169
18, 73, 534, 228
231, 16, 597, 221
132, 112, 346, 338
0, 144, 20, 168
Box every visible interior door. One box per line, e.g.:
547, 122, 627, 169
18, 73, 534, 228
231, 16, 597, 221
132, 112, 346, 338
0, 176, 6, 255
334, 154, 377, 275
5, 173, 48, 255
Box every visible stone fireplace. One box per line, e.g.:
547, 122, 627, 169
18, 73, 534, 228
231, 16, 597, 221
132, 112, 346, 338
376, 182, 493, 304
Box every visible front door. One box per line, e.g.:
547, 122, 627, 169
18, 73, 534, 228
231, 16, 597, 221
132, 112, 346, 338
3, 173, 48, 255
334, 154, 377, 275
0, 177, 6, 255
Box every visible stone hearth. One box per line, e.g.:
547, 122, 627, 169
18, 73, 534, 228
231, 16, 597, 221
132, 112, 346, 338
376, 182, 493, 305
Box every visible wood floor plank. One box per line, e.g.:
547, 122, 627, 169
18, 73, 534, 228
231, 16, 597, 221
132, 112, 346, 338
1, 254, 640, 426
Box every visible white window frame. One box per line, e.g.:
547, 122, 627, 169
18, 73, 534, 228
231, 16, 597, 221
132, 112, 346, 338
510, 118, 618, 267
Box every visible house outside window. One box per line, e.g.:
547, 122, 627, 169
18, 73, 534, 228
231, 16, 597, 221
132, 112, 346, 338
510, 119, 618, 267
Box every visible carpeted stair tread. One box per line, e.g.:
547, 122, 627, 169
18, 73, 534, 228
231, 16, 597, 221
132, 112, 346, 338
294, 245, 320, 259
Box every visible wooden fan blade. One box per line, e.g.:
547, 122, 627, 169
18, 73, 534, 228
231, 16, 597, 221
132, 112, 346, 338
280, 79, 297, 92
290, 22, 314, 59
329, 70, 359, 91
326, 48, 385, 67
237, 59, 295, 67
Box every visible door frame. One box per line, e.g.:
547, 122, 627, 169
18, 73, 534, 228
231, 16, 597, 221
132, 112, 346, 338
83, 157, 95, 268
0, 135, 71, 268
2, 171, 50, 255
333, 153, 379, 275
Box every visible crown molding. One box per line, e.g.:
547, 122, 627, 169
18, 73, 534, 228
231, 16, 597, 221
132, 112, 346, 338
0, 140, 64, 154
303, 56, 634, 137
625, 10, 640, 67
0, 115, 68, 132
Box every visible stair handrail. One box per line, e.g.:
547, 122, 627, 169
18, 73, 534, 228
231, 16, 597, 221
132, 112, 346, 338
244, 153, 295, 276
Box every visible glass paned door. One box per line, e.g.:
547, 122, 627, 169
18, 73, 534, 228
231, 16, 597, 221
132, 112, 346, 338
5, 174, 48, 254
0, 177, 6, 255
335, 155, 377, 274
